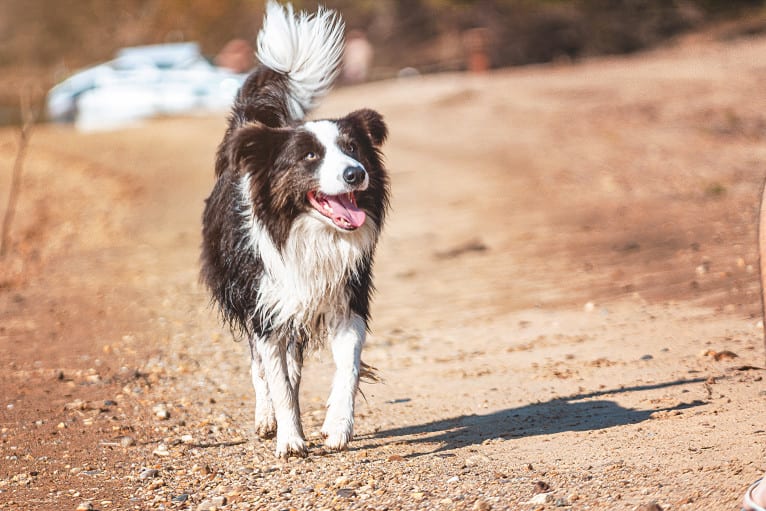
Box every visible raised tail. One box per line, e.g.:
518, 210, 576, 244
256, 1, 344, 121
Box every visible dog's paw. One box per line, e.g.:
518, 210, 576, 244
321, 416, 353, 451
254, 405, 277, 439
275, 432, 307, 459
255, 417, 277, 439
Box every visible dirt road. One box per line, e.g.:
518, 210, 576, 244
2, 33, 766, 510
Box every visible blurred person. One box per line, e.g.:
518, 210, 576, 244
342, 30, 372, 84
463, 27, 490, 73
215, 39, 255, 73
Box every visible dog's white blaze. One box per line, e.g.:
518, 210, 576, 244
237, 175, 375, 339
305, 120, 368, 196
256, 1, 344, 120
322, 313, 366, 449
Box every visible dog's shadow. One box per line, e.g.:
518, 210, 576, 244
357, 379, 707, 456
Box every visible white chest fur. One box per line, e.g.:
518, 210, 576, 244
238, 175, 376, 340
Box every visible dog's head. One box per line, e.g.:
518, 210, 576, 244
226, 109, 389, 245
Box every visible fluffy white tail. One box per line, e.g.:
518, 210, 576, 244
256, 1, 345, 120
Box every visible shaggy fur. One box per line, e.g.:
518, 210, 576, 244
200, 1, 389, 458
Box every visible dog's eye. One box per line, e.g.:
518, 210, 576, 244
304, 152, 318, 161
346, 142, 357, 154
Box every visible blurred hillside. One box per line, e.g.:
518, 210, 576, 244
1, 0, 765, 123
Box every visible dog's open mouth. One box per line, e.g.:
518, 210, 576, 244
307, 191, 366, 230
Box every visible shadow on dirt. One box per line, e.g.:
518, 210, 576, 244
363, 379, 707, 455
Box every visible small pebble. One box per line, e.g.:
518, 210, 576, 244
147, 478, 165, 490
117, 435, 136, 447
152, 444, 170, 457
64, 399, 88, 411
464, 453, 491, 466
152, 404, 170, 420
75, 503, 93, 511
472, 499, 491, 511
139, 468, 159, 480
528, 492, 554, 505
197, 496, 227, 510
636, 503, 664, 511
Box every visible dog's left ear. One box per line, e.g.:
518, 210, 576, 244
345, 109, 388, 148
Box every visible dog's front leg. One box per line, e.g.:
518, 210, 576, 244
285, 338, 303, 410
250, 341, 276, 439
255, 338, 306, 458
322, 313, 365, 450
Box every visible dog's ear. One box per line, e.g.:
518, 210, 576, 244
227, 122, 290, 173
345, 109, 388, 148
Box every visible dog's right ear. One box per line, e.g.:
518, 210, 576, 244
345, 109, 388, 148
226, 122, 290, 174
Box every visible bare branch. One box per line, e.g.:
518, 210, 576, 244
0, 89, 38, 257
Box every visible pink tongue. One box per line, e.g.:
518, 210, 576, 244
326, 194, 366, 228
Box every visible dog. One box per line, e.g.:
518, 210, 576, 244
200, 1, 389, 458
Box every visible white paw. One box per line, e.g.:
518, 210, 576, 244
254, 415, 276, 439
321, 414, 354, 451
275, 431, 307, 459
254, 400, 276, 438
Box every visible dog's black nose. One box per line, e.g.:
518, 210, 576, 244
343, 166, 366, 185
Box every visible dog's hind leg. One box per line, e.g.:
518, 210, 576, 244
322, 313, 365, 450
255, 338, 306, 458
250, 340, 277, 439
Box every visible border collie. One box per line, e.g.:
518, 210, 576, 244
201, 1, 389, 458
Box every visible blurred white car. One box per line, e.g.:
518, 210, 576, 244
46, 42, 247, 132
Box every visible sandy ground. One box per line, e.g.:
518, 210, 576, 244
2, 33, 766, 511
